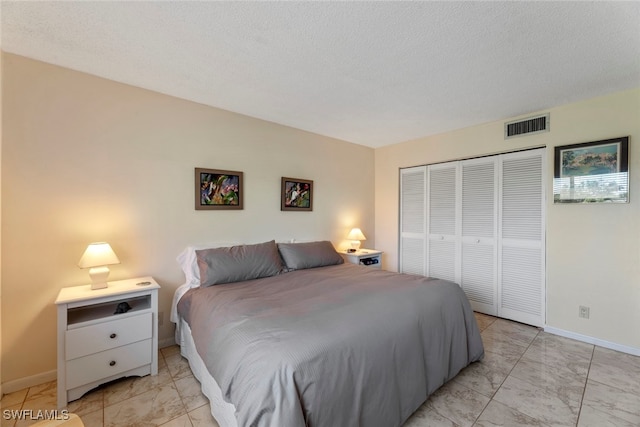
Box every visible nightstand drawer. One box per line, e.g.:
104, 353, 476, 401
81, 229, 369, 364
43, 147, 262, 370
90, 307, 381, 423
66, 339, 152, 389
66, 312, 152, 360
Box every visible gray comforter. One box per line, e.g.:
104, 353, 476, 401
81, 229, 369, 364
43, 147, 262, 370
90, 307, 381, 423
177, 263, 484, 427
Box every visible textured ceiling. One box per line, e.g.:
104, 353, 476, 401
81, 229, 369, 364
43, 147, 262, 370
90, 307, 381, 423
2, 1, 639, 148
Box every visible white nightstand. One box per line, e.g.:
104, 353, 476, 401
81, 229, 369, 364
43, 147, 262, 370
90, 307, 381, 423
55, 276, 160, 409
339, 249, 383, 269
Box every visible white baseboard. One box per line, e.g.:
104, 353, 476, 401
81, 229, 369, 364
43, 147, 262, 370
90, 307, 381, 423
1, 369, 56, 395
544, 326, 640, 356
2, 339, 177, 397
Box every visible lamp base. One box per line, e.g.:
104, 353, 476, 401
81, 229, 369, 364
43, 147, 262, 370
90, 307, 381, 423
89, 266, 110, 290
350, 240, 361, 252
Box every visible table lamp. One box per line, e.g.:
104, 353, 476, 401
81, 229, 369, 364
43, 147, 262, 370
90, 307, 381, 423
347, 228, 366, 252
78, 242, 120, 290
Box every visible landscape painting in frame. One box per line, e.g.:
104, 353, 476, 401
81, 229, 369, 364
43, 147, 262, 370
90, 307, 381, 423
195, 168, 243, 210
553, 137, 629, 203
281, 177, 313, 211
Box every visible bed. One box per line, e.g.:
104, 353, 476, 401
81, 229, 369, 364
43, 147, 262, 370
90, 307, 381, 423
170, 240, 484, 427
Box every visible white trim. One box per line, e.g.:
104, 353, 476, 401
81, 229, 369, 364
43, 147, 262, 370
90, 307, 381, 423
2, 369, 57, 395
544, 326, 640, 356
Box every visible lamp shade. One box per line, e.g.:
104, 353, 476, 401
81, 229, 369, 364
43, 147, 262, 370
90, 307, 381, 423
78, 242, 120, 269
347, 228, 367, 241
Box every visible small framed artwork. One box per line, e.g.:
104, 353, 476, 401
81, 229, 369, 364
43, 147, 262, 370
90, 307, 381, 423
553, 136, 629, 203
281, 177, 313, 211
195, 168, 243, 210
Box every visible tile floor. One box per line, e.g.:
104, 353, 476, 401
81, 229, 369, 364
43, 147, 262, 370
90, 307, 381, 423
2, 313, 639, 426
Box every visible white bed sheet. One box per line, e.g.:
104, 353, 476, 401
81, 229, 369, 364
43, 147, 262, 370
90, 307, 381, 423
176, 316, 238, 427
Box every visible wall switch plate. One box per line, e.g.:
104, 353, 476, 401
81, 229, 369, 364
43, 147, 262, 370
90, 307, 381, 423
579, 306, 590, 319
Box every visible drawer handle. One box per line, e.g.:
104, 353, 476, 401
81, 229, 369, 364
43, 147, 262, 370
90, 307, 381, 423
109, 360, 116, 367
110, 333, 117, 339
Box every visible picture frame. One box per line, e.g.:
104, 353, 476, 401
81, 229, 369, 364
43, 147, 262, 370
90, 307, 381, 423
553, 136, 629, 203
281, 177, 313, 211
195, 168, 243, 210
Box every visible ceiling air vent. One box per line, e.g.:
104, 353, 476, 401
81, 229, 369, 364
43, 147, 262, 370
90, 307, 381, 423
504, 113, 549, 139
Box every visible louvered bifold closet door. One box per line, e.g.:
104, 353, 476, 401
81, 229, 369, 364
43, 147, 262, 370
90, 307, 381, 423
400, 167, 427, 275
427, 164, 458, 283
461, 158, 498, 315
499, 149, 545, 327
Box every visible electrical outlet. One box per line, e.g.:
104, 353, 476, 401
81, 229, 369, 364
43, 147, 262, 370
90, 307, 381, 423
158, 311, 164, 327
579, 306, 590, 319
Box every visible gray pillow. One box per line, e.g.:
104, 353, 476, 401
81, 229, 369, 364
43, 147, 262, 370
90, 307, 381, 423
196, 240, 284, 286
278, 241, 344, 270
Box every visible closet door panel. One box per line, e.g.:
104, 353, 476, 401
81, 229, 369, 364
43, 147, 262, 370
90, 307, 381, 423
427, 164, 458, 281
401, 237, 425, 276
500, 244, 542, 325
428, 165, 456, 236
400, 167, 427, 275
428, 239, 456, 282
499, 150, 545, 327
461, 242, 496, 314
502, 156, 543, 241
461, 158, 497, 313
462, 161, 496, 238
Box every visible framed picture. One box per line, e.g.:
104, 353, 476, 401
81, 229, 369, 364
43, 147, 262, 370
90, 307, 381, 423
553, 136, 629, 203
195, 168, 243, 210
281, 177, 313, 211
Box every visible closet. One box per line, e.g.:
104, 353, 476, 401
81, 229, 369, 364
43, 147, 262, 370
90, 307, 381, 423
399, 148, 545, 327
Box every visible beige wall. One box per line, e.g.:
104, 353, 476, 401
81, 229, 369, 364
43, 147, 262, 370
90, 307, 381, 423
1, 53, 375, 385
375, 88, 640, 351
